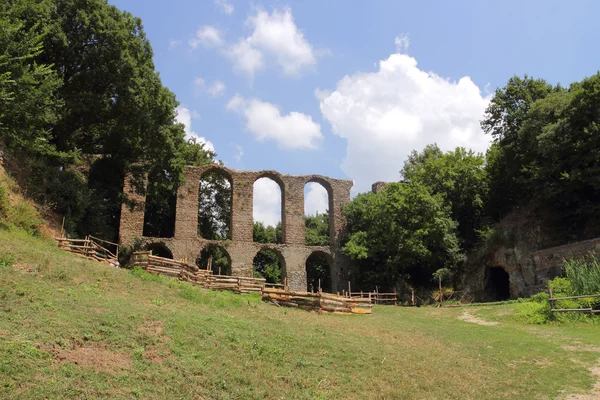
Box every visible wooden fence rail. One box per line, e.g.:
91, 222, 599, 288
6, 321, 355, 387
131, 252, 371, 315
263, 288, 372, 314
549, 287, 600, 315
348, 290, 397, 305
56, 236, 119, 267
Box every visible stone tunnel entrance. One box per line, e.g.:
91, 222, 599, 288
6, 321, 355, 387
484, 266, 511, 301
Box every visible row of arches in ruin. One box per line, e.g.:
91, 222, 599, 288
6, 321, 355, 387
141, 166, 333, 246
146, 242, 333, 293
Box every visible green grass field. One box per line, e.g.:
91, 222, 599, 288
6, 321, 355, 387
1, 228, 599, 399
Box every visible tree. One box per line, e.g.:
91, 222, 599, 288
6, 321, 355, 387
342, 182, 463, 290
1, 0, 216, 241
305, 211, 329, 246
432, 268, 452, 307
481, 75, 555, 218
253, 221, 281, 244
401, 145, 487, 250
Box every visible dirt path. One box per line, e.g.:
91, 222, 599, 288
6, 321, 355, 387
457, 311, 500, 326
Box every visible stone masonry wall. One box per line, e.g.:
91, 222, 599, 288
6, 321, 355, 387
119, 165, 353, 292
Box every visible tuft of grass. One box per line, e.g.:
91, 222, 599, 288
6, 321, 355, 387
564, 255, 600, 295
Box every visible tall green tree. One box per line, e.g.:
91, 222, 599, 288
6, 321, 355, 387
481, 75, 555, 218
342, 182, 463, 290
401, 145, 487, 250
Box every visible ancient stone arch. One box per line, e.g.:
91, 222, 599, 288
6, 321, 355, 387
119, 165, 353, 291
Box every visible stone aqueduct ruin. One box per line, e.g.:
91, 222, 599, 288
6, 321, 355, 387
119, 165, 354, 292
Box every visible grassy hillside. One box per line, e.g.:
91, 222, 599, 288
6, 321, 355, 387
0, 228, 599, 399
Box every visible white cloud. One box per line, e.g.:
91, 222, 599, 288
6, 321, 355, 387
175, 106, 215, 152
225, 38, 265, 78
394, 34, 410, 53
207, 81, 226, 96
253, 178, 282, 227
189, 25, 224, 49
225, 8, 317, 78
169, 40, 181, 49
194, 77, 226, 97
234, 145, 243, 163
215, 0, 234, 15
227, 95, 323, 149
318, 50, 491, 194
304, 183, 328, 216
193, 77, 205, 87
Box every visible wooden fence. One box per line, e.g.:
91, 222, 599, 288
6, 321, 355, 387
131, 251, 266, 294
347, 290, 397, 305
131, 252, 371, 315
263, 288, 372, 314
56, 236, 119, 267
549, 287, 600, 315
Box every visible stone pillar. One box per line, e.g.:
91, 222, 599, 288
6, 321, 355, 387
119, 173, 146, 245
282, 176, 305, 245
174, 166, 201, 240
231, 171, 254, 242
228, 242, 254, 277
283, 247, 307, 291
330, 179, 353, 246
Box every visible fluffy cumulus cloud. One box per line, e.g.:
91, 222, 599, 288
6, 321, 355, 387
227, 94, 323, 149
189, 25, 224, 49
175, 106, 215, 152
318, 52, 491, 193
225, 8, 317, 78
253, 178, 282, 227
304, 183, 328, 216
214, 0, 233, 15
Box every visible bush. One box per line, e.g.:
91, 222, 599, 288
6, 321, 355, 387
563, 255, 600, 295
6, 200, 43, 236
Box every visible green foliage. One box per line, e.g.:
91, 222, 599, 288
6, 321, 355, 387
432, 268, 452, 284
252, 249, 282, 284
563, 255, 600, 295
253, 221, 281, 244
198, 171, 232, 240
306, 252, 331, 292
402, 145, 488, 250
0, 252, 14, 268
197, 246, 231, 276
0, 0, 216, 241
305, 212, 329, 246
342, 182, 463, 290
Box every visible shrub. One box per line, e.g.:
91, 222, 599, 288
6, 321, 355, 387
7, 200, 43, 236
563, 255, 600, 295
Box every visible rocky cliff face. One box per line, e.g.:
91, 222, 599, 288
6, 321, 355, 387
463, 206, 568, 300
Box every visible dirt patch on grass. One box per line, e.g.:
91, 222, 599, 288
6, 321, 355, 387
138, 318, 172, 364
49, 342, 131, 374
457, 311, 500, 326
563, 363, 600, 400
562, 345, 600, 353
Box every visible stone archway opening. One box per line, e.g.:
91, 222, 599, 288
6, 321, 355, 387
143, 168, 178, 238
253, 177, 283, 244
196, 245, 231, 276
484, 266, 511, 301
253, 248, 286, 284
304, 181, 331, 246
306, 251, 332, 293
146, 243, 173, 259
198, 169, 232, 240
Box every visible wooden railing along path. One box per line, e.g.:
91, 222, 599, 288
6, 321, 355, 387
56, 236, 119, 267
549, 286, 600, 316
132, 251, 371, 314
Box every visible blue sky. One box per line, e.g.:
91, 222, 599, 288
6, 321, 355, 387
111, 0, 600, 226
